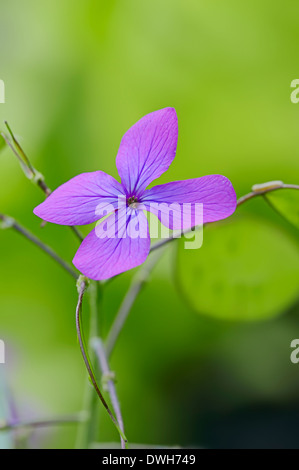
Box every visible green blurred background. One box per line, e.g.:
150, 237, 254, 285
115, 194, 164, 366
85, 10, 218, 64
0, 0, 299, 449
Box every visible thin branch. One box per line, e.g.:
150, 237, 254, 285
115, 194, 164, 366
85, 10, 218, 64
0, 413, 87, 432
0, 367, 19, 448
75, 278, 128, 447
236, 182, 299, 207
150, 182, 299, 253
2, 123, 84, 242
0, 132, 34, 180
1, 125, 51, 196
105, 250, 164, 358
106, 181, 299, 357
5, 122, 36, 176
69, 226, 84, 242
91, 337, 126, 449
75, 281, 101, 448
0, 213, 78, 279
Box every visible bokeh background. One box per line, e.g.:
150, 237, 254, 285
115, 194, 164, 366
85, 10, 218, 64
0, 0, 299, 449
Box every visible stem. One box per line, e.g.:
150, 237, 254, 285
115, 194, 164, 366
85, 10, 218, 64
76, 281, 101, 448
0, 213, 78, 279
236, 183, 299, 207
75, 279, 128, 447
0, 413, 86, 432
106, 181, 299, 358
91, 337, 126, 449
70, 226, 84, 242
0, 367, 18, 448
150, 182, 299, 253
106, 251, 163, 359
5, 122, 36, 176
0, 132, 34, 180
2, 123, 84, 242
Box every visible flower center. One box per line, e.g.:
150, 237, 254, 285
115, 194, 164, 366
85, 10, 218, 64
127, 195, 139, 209
127, 195, 138, 205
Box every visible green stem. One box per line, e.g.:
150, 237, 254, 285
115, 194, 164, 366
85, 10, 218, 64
236, 182, 299, 207
75, 278, 128, 448
150, 181, 299, 253
106, 181, 299, 360
106, 250, 163, 359
4, 121, 36, 176
2, 123, 84, 242
0, 213, 78, 279
0, 413, 87, 432
91, 337, 126, 449
75, 281, 101, 448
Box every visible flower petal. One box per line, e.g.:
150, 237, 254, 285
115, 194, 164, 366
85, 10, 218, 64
141, 175, 237, 230
116, 108, 178, 195
73, 207, 150, 280
33, 171, 125, 225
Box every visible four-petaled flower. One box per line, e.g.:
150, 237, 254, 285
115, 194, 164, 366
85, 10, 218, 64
34, 108, 237, 280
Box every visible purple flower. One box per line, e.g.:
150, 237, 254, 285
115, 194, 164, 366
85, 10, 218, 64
33, 108, 237, 280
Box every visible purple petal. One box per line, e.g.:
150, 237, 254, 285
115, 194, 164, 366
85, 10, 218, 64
73, 207, 150, 280
33, 171, 125, 225
141, 175, 237, 230
116, 108, 178, 195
